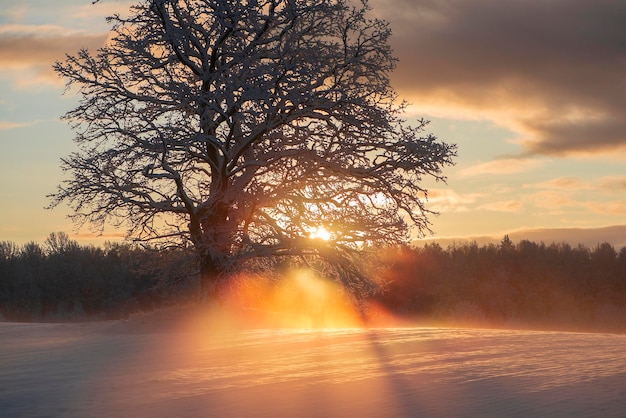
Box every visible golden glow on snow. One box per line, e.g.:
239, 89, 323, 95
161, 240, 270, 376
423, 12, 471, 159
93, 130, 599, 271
216, 269, 364, 329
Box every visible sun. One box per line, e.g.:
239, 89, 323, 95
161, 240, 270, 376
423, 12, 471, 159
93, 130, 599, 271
309, 226, 332, 241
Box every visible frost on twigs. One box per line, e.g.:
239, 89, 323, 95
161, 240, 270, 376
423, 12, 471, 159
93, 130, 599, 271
50, 0, 455, 300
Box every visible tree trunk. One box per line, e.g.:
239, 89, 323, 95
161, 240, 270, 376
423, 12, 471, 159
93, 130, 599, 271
190, 207, 231, 303
199, 253, 222, 303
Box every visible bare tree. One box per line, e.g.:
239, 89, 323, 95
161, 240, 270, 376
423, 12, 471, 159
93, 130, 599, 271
51, 0, 455, 299
44, 232, 79, 256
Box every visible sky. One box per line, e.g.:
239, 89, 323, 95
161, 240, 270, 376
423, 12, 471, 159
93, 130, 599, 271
0, 0, 625, 248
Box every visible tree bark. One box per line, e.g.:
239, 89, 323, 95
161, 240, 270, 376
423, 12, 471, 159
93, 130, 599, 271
190, 204, 230, 302
199, 253, 222, 302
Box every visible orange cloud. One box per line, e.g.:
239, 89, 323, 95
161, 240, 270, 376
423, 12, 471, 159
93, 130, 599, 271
427, 188, 479, 212
526, 177, 590, 190
460, 158, 542, 177
0, 121, 32, 130
477, 200, 522, 213
525, 188, 626, 216
0, 25, 107, 87
525, 176, 626, 193
525, 190, 576, 211
69, 2, 134, 20
599, 176, 626, 192
584, 201, 626, 216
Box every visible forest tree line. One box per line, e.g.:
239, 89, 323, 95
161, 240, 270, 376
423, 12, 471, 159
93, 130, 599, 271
1, 233, 626, 332
0, 233, 195, 321
376, 236, 626, 332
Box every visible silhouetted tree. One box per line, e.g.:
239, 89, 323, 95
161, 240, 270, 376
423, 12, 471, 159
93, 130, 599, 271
50, 0, 455, 300
500, 234, 513, 252
43, 232, 79, 256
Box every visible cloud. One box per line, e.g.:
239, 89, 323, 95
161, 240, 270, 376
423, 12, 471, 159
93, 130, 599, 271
524, 190, 577, 212
526, 177, 590, 190
0, 26, 107, 86
520, 115, 626, 155
524, 189, 626, 216
599, 176, 626, 192
0, 121, 30, 130
584, 201, 626, 216
4, 0, 624, 154
477, 200, 522, 213
427, 186, 523, 214
525, 175, 626, 193
520, 173, 626, 215
0, 2, 134, 89
69, 1, 135, 20
427, 188, 479, 212
0, 31, 106, 67
460, 158, 542, 176
373, 0, 626, 156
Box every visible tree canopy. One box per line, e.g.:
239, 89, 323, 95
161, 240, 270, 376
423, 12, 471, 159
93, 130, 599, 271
51, 0, 455, 298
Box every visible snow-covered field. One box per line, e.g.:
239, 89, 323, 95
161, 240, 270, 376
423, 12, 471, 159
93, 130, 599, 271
2, 313, 626, 418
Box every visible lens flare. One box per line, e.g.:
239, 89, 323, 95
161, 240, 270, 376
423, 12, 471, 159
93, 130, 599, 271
218, 269, 364, 329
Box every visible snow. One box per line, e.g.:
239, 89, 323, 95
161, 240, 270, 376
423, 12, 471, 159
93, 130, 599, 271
2, 312, 626, 418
